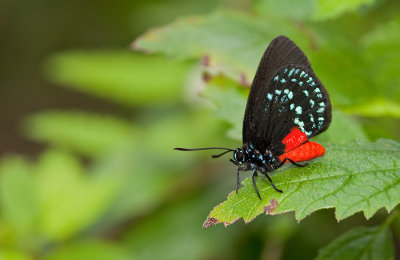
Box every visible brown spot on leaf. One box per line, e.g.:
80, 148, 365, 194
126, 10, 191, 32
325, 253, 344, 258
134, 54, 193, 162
201, 55, 211, 66
203, 217, 219, 228
202, 72, 212, 82
240, 73, 251, 87
263, 199, 278, 215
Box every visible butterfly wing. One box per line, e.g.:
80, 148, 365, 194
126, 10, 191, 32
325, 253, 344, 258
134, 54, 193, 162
242, 36, 331, 155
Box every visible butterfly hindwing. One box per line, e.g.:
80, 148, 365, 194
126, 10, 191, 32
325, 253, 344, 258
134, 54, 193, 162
243, 36, 332, 155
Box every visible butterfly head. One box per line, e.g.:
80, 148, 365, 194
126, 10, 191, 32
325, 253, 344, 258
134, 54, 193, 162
233, 148, 246, 164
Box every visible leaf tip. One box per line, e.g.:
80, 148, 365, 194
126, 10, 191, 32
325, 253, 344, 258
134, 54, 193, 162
203, 217, 219, 228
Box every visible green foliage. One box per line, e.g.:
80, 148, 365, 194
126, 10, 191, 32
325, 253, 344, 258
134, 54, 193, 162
314, 0, 378, 20
0, 151, 119, 242
135, 9, 400, 117
24, 111, 137, 158
316, 222, 395, 260
134, 11, 306, 82
204, 139, 400, 226
44, 240, 130, 260
45, 51, 192, 106
256, 0, 379, 21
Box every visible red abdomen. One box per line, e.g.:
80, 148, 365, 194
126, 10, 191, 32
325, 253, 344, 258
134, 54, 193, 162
279, 141, 325, 163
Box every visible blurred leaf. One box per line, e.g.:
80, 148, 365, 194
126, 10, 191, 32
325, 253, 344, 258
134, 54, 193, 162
124, 188, 238, 260
36, 150, 119, 240
313, 110, 368, 143
307, 33, 371, 107
45, 51, 191, 106
342, 99, 400, 118
134, 10, 306, 81
362, 15, 400, 104
92, 110, 234, 225
0, 157, 37, 239
45, 240, 130, 260
314, 0, 378, 20
315, 225, 394, 260
202, 82, 247, 140
0, 249, 32, 260
24, 111, 137, 158
255, 0, 315, 20
204, 139, 400, 227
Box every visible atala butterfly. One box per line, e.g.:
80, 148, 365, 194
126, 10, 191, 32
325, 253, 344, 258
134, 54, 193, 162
175, 35, 332, 199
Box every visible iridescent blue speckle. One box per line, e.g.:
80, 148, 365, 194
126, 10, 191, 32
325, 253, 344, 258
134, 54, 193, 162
310, 82, 316, 87
288, 68, 295, 77
284, 68, 288, 74
303, 90, 309, 96
317, 94, 323, 98
274, 75, 279, 81
300, 71, 305, 77
275, 89, 282, 95
310, 99, 315, 108
290, 103, 295, 110
291, 78, 297, 82
284, 89, 289, 94
267, 93, 273, 101
295, 106, 302, 115
280, 78, 286, 83
314, 88, 321, 93
288, 91, 293, 99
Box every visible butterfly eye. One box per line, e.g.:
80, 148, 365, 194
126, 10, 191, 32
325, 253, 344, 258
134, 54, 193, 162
234, 149, 244, 162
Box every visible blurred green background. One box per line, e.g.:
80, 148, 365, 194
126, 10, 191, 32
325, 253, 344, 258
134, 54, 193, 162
1, 0, 400, 259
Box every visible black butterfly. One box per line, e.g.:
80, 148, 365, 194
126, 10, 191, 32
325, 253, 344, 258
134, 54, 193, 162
175, 36, 332, 199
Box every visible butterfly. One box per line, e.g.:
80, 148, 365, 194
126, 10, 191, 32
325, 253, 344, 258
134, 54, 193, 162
175, 35, 332, 199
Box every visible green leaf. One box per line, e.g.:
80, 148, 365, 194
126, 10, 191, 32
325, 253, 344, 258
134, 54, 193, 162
44, 51, 191, 106
342, 99, 400, 118
134, 10, 306, 81
24, 111, 137, 158
314, 0, 378, 20
361, 15, 400, 106
313, 110, 368, 143
255, 0, 315, 20
0, 249, 32, 260
315, 225, 394, 260
203, 139, 400, 227
44, 240, 130, 260
0, 157, 37, 239
124, 188, 239, 260
35, 150, 119, 240
92, 110, 233, 225
202, 82, 247, 140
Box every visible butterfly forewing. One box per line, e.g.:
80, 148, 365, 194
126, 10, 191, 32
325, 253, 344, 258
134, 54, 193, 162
243, 36, 332, 155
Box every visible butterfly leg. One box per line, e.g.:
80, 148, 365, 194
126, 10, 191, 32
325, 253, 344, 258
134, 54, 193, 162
288, 158, 308, 167
236, 168, 241, 194
277, 157, 308, 168
251, 169, 262, 200
261, 171, 283, 193
276, 158, 288, 168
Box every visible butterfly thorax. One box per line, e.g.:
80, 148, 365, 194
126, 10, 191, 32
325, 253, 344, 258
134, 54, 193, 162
232, 143, 281, 171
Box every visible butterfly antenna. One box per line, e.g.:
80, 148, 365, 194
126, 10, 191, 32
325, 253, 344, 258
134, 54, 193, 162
174, 147, 234, 158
